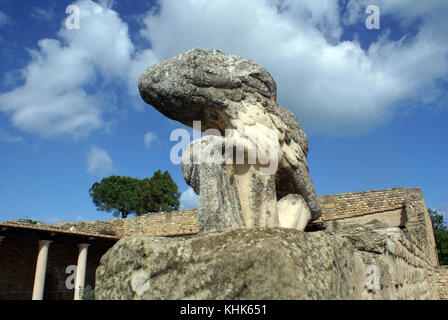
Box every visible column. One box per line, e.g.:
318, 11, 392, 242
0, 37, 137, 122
74, 244, 90, 300
0, 236, 4, 243
32, 240, 52, 300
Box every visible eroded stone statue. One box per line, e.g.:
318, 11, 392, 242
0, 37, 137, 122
139, 48, 321, 231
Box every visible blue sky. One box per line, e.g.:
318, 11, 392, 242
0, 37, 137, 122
0, 0, 447, 224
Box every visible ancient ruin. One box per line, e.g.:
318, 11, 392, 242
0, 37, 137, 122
2, 187, 447, 299
1, 49, 447, 300
91, 187, 446, 300
138, 48, 321, 232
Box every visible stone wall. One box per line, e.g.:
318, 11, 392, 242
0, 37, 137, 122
95, 222, 441, 300
53, 189, 415, 238
436, 266, 448, 300
401, 188, 439, 267
320, 187, 445, 299
320, 188, 439, 268
50, 187, 447, 299
318, 187, 408, 220
56, 209, 198, 238
328, 220, 439, 299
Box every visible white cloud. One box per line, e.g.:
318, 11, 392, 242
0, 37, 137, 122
0, 0, 136, 138
0, 11, 12, 26
30, 7, 55, 22
43, 215, 86, 224
144, 131, 156, 148
127, 49, 159, 110
98, 0, 115, 9
344, 0, 448, 26
1, 133, 26, 144
138, 0, 448, 135
1, 0, 447, 138
127, 49, 158, 95
179, 187, 198, 210
41, 216, 65, 225
86, 145, 114, 177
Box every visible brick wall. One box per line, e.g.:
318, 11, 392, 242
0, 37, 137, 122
56, 209, 199, 238
55, 189, 411, 238
0, 239, 37, 299
53, 188, 439, 269
318, 187, 408, 221
0, 238, 114, 300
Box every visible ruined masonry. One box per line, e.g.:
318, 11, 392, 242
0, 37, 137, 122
138, 48, 321, 232
94, 48, 445, 300
54, 187, 446, 299
0, 49, 448, 300
2, 48, 444, 300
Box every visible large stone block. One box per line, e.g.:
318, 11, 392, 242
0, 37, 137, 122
95, 221, 441, 300
95, 228, 359, 300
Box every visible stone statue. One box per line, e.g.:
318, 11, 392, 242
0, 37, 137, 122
139, 48, 321, 231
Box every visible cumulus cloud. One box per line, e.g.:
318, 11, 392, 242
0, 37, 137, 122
1, 133, 26, 144
139, 0, 448, 134
179, 187, 199, 210
344, 0, 448, 26
1, 0, 447, 138
41, 216, 66, 225
143, 131, 156, 148
127, 49, 158, 96
86, 145, 114, 177
0, 0, 144, 138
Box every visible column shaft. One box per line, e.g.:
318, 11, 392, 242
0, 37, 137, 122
74, 244, 90, 300
32, 240, 52, 300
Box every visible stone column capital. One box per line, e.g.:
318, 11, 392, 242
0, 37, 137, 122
38, 240, 52, 246
78, 243, 90, 250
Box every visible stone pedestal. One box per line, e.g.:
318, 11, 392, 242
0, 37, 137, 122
234, 163, 278, 228
182, 135, 280, 232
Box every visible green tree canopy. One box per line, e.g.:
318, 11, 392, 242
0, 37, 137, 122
89, 171, 180, 219
429, 208, 448, 265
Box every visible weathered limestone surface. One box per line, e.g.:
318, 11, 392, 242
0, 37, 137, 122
56, 210, 198, 238
182, 135, 245, 231
95, 228, 359, 300
436, 266, 448, 300
139, 48, 322, 230
95, 221, 440, 300
328, 220, 439, 300
182, 135, 279, 231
